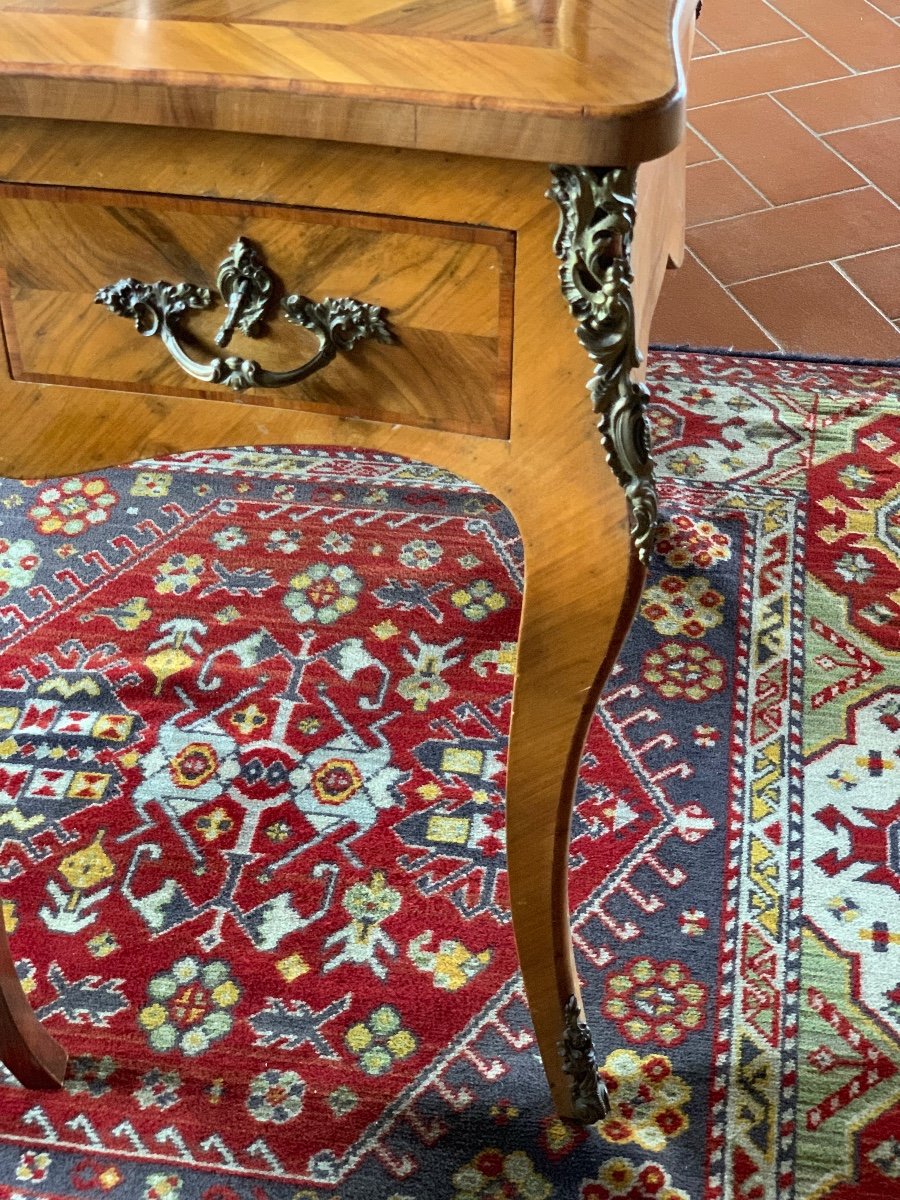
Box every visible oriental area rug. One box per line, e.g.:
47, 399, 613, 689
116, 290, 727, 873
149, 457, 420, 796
0, 350, 897, 1200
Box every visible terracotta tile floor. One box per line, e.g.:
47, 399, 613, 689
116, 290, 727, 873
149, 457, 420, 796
651, 0, 900, 360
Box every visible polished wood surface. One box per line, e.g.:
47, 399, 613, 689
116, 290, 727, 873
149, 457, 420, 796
0, 914, 68, 1088
0, 0, 692, 1122
0, 0, 691, 162
0, 114, 686, 1115
0, 185, 513, 437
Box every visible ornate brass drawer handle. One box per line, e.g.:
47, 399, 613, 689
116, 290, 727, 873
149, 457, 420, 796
95, 237, 393, 393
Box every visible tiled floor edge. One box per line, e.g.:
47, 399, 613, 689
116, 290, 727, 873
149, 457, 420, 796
649, 343, 900, 367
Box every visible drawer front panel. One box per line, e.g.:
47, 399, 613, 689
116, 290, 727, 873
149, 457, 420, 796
0, 186, 514, 439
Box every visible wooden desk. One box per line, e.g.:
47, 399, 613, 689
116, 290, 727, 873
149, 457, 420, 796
0, 0, 693, 1124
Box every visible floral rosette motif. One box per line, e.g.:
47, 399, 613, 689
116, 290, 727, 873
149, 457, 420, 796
0, 536, 40, 597
134, 1067, 182, 1111
641, 640, 727, 701
580, 1156, 690, 1200
246, 1069, 305, 1123
138, 957, 240, 1056
130, 471, 173, 498
400, 538, 443, 570
345, 1004, 417, 1076
28, 476, 118, 536
142, 1171, 183, 1199
451, 1149, 552, 1199
601, 957, 708, 1046
66, 1054, 116, 1096
154, 553, 205, 595
597, 1050, 691, 1151
211, 524, 247, 551
655, 514, 731, 569
15, 1150, 51, 1183
284, 561, 363, 624
640, 575, 724, 638
451, 578, 507, 621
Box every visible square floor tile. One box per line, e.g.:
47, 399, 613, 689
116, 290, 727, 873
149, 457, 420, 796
651, 251, 778, 352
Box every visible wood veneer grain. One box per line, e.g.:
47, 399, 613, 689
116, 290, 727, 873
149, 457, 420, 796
0, 0, 693, 162
0, 184, 515, 438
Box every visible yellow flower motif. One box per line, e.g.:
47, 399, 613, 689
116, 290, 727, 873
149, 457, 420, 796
154, 553, 205, 596
140, 1003, 168, 1031
276, 953, 309, 982
87, 931, 119, 958
130, 471, 172, 498
581, 1156, 691, 1200
345, 1005, 417, 1076
597, 1049, 691, 1152
29, 477, 118, 536
451, 579, 507, 622
346, 1024, 372, 1053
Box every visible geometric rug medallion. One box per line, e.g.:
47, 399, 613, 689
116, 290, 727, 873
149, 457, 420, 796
0, 350, 897, 1199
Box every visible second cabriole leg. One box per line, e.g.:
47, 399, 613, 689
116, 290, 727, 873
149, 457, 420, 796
0, 909, 67, 1089
505, 163, 659, 1122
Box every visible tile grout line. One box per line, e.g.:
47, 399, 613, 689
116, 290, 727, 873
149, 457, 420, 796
687, 125, 775, 207
679, 16, 898, 356
689, 68, 851, 111
759, 0, 859, 73
840, 240, 900, 262
688, 88, 875, 210
831, 259, 900, 326
692, 23, 723, 52
863, 0, 900, 21
768, 93, 900, 212
685, 183, 871, 233
690, 35, 804, 59
712, 254, 889, 288
680, 249, 785, 349
689, 64, 899, 117
685, 123, 722, 165
694, 35, 815, 56
766, 92, 875, 168
765, 61, 898, 99
691, 90, 873, 210
815, 114, 900, 136
686, 206, 771, 230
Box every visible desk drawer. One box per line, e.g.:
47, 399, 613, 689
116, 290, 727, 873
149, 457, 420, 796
0, 186, 514, 439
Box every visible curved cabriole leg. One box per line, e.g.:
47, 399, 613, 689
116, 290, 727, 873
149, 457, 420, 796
506, 163, 658, 1122
0, 910, 67, 1088
505, 538, 643, 1123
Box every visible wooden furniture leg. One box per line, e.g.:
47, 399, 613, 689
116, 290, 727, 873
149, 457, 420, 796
503, 163, 660, 1122
0, 910, 67, 1088
505, 532, 642, 1122
0, 142, 679, 1116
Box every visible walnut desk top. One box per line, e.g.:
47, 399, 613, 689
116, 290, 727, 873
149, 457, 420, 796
0, 0, 695, 1128
0, 0, 689, 163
